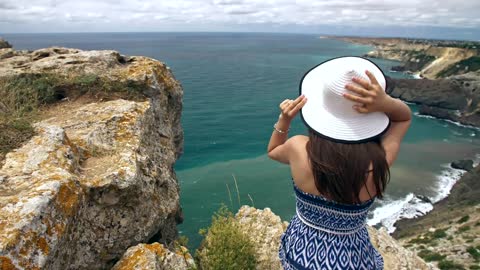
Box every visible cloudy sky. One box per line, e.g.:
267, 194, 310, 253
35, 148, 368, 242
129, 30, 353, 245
1, 0, 480, 40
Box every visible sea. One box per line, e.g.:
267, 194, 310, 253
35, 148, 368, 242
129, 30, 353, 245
3, 32, 480, 249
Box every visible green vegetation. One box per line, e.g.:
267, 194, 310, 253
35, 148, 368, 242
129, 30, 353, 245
432, 229, 448, 239
467, 246, 480, 262
438, 56, 480, 77
195, 205, 256, 270
0, 72, 147, 162
438, 259, 465, 270
408, 228, 449, 245
458, 225, 471, 233
458, 215, 470, 224
417, 250, 446, 262
470, 264, 480, 270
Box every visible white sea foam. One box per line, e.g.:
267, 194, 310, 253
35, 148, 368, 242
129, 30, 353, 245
367, 193, 433, 233
412, 73, 422, 79
368, 157, 479, 233
414, 112, 480, 130
431, 165, 465, 203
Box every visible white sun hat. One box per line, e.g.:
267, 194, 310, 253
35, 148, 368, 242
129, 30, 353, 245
300, 56, 390, 143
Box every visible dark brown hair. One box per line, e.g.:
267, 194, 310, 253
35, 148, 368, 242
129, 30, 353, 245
306, 129, 390, 204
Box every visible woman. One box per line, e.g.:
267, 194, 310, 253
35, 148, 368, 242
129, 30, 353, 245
267, 57, 411, 270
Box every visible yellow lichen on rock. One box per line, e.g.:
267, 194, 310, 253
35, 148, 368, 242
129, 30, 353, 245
112, 242, 195, 270
1, 46, 183, 270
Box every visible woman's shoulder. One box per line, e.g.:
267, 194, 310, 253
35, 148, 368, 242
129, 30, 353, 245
287, 135, 309, 152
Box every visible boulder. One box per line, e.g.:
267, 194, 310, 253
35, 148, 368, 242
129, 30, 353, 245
451, 159, 474, 171
0, 47, 183, 269
112, 243, 195, 270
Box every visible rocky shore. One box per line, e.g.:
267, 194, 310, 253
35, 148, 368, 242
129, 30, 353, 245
393, 164, 480, 269
386, 71, 480, 127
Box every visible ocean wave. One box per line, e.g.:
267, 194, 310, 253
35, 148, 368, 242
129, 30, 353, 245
368, 159, 477, 233
367, 193, 433, 233
413, 112, 480, 130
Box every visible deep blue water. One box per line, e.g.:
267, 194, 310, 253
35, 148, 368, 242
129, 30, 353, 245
3, 32, 479, 249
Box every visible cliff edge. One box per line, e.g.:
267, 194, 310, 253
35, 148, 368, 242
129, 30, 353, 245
0, 44, 183, 269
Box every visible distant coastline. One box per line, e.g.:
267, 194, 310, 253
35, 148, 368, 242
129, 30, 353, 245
329, 36, 480, 79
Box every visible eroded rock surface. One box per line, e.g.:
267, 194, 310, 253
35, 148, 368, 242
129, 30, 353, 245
0, 47, 183, 269
112, 242, 195, 270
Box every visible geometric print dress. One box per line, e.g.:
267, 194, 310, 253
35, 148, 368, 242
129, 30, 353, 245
279, 181, 384, 270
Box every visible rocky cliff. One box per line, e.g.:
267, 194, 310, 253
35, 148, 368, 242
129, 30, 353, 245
387, 71, 480, 127
0, 45, 183, 269
335, 37, 480, 79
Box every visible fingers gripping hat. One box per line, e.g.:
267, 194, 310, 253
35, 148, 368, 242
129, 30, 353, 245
300, 56, 390, 143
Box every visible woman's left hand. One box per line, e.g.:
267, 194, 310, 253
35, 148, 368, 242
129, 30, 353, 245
343, 70, 392, 113
279, 95, 308, 122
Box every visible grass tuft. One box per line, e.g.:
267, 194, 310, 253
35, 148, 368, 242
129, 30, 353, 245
195, 205, 256, 270
417, 250, 446, 262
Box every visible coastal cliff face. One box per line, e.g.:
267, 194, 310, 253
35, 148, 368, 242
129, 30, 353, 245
234, 206, 433, 270
387, 71, 480, 127
337, 37, 480, 79
0, 46, 183, 269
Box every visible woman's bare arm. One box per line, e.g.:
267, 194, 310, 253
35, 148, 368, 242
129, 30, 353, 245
343, 70, 412, 165
267, 95, 307, 163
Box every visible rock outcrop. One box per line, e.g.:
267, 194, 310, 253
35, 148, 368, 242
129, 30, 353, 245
388, 72, 480, 127
0, 47, 183, 269
235, 206, 289, 270
235, 206, 432, 270
0, 39, 12, 49
112, 242, 195, 270
451, 159, 474, 171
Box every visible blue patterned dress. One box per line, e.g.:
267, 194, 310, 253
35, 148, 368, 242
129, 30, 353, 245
279, 182, 384, 270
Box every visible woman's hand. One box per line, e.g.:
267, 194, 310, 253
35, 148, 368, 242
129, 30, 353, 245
279, 95, 307, 122
343, 70, 393, 114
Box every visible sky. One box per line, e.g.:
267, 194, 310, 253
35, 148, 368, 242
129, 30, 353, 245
1, 0, 480, 40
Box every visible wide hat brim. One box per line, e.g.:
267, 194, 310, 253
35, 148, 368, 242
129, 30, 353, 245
300, 56, 390, 143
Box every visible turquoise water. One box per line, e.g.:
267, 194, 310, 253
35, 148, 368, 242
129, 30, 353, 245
4, 33, 479, 249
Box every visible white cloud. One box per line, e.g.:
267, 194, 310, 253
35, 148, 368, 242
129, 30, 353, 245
0, 0, 479, 33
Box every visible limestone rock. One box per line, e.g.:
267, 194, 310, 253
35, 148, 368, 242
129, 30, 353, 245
235, 206, 289, 270
112, 243, 195, 270
0, 47, 183, 269
367, 227, 435, 270
235, 206, 432, 270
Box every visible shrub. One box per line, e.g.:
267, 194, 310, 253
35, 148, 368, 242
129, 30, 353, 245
432, 229, 447, 239
417, 250, 446, 262
195, 205, 256, 270
457, 215, 470, 224
458, 226, 471, 233
438, 259, 465, 270
467, 246, 480, 261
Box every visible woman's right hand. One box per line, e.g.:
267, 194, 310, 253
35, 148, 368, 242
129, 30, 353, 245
343, 70, 393, 114
279, 95, 307, 122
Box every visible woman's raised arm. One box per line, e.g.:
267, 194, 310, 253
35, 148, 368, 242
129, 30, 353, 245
267, 95, 307, 164
343, 70, 412, 165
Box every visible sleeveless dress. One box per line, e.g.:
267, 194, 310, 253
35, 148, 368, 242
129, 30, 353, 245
279, 181, 384, 270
